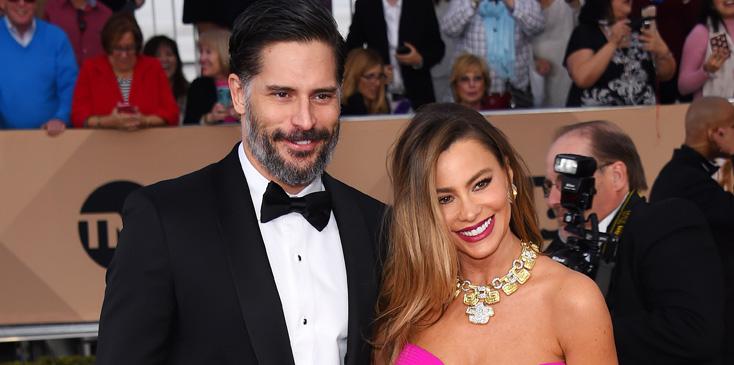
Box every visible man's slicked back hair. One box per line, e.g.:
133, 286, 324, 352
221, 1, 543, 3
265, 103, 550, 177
229, 0, 345, 85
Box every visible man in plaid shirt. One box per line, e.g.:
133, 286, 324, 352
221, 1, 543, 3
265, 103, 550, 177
442, 0, 543, 108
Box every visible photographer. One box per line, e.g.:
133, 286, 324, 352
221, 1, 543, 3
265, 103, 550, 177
543, 120, 724, 364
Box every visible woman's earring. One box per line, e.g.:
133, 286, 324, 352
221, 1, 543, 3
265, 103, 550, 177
507, 183, 518, 203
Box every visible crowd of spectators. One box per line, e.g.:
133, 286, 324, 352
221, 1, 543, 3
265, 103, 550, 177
1, 0, 733, 131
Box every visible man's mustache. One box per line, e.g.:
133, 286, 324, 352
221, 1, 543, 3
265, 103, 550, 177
271, 128, 331, 142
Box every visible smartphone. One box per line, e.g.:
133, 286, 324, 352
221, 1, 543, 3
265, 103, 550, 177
710, 33, 731, 56
116, 102, 138, 114
396, 44, 411, 55
217, 87, 232, 108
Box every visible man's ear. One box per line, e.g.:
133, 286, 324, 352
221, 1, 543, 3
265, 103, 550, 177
228, 73, 246, 115
609, 161, 628, 192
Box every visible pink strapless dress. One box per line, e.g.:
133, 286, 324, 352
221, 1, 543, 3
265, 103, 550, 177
395, 343, 565, 365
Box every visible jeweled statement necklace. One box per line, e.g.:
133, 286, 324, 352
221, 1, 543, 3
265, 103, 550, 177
455, 242, 539, 325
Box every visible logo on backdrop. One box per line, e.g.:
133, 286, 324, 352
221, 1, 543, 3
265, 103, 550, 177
78, 181, 142, 268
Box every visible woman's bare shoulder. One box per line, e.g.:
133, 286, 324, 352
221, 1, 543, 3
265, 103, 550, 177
534, 256, 618, 364
536, 256, 606, 311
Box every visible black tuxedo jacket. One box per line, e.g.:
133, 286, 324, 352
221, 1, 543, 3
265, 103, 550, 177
650, 145, 734, 364
96, 145, 386, 364
606, 195, 724, 365
345, 0, 445, 109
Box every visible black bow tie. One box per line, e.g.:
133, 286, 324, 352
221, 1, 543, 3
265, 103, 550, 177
260, 181, 332, 231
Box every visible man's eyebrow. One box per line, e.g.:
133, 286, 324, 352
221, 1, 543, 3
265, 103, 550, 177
264, 85, 339, 95
313, 87, 338, 94
265, 85, 296, 92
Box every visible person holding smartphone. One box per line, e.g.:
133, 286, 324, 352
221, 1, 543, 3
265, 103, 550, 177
183, 29, 239, 125
679, 0, 734, 99
345, 0, 445, 111
564, 0, 675, 107
71, 13, 179, 130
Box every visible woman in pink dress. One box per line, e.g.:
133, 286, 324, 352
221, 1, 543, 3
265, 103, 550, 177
373, 103, 617, 365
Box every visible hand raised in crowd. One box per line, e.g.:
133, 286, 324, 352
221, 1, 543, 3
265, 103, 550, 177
606, 20, 631, 48
203, 103, 237, 125
395, 42, 423, 68
639, 25, 671, 58
535, 58, 552, 76
42, 119, 66, 137
703, 48, 730, 74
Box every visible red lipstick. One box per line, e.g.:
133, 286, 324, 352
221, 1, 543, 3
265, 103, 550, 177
454, 215, 494, 243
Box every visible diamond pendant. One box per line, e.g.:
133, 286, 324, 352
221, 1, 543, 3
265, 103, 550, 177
466, 301, 494, 324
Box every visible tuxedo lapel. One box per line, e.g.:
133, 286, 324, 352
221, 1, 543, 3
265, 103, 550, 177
213, 145, 295, 365
324, 174, 379, 365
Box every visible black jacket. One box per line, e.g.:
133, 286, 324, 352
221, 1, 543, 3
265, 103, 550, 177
547, 193, 724, 364
96, 145, 386, 364
345, 0, 445, 109
183, 77, 217, 125
650, 145, 734, 364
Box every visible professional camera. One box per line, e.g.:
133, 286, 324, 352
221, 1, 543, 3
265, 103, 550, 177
547, 154, 619, 281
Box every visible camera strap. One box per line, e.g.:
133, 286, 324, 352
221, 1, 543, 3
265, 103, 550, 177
608, 190, 638, 239
596, 190, 639, 296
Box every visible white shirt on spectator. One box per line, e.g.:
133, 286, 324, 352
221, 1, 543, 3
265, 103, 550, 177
4, 16, 36, 47
383, 0, 406, 95
238, 143, 349, 365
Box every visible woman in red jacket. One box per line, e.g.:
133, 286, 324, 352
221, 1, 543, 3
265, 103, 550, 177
71, 14, 178, 130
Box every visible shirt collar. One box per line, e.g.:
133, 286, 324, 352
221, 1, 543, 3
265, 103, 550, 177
598, 199, 624, 233
237, 142, 324, 221
4, 16, 36, 47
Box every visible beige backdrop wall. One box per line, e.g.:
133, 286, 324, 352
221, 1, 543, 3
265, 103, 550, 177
0, 104, 687, 326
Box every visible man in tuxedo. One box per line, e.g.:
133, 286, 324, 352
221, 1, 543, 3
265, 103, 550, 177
543, 121, 724, 365
95, 1, 386, 364
345, 0, 445, 110
650, 96, 734, 364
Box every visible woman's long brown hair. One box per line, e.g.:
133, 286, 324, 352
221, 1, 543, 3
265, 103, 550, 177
374, 103, 542, 363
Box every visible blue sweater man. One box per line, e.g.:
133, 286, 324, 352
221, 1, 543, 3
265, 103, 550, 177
0, 16, 78, 130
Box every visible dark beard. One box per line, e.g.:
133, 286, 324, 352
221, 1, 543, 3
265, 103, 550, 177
244, 104, 340, 186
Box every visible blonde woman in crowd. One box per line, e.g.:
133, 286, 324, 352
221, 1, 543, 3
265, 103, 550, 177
341, 48, 389, 116
450, 54, 510, 110
183, 29, 238, 124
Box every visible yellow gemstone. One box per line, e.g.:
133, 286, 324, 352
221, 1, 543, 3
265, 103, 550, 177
464, 292, 479, 306
514, 268, 531, 284
522, 256, 535, 270
484, 289, 501, 304
502, 282, 518, 295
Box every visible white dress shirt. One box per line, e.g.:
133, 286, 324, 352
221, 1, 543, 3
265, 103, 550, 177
4, 17, 36, 47
598, 200, 624, 233
382, 0, 406, 95
238, 143, 349, 365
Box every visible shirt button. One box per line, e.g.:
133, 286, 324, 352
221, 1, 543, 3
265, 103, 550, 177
303, 318, 307, 325
297, 254, 302, 262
